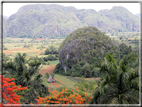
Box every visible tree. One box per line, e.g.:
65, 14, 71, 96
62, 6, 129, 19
28, 56, 42, 67
90, 54, 140, 104
81, 63, 92, 78
47, 60, 50, 65
1, 75, 28, 104
45, 72, 50, 78
3, 53, 49, 104
33, 87, 92, 105
3, 53, 10, 62
45, 45, 58, 55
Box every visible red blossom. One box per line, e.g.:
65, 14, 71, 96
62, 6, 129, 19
1, 75, 28, 105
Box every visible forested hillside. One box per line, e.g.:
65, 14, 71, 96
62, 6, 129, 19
3, 4, 139, 38
54, 26, 134, 77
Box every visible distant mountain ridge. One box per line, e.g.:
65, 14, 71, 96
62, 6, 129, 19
135, 13, 140, 18
3, 4, 140, 38
3, 16, 9, 19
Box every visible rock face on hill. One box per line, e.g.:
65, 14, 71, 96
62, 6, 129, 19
3, 4, 140, 38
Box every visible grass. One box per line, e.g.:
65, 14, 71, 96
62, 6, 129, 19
38, 55, 48, 57
40, 65, 49, 70
56, 81, 72, 90
50, 60, 59, 65
26, 53, 38, 56
67, 76, 100, 84
54, 74, 77, 89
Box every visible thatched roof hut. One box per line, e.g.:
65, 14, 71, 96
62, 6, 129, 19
47, 76, 56, 83
7, 54, 11, 56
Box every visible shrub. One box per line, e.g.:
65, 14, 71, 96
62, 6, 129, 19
51, 73, 54, 77
45, 72, 50, 78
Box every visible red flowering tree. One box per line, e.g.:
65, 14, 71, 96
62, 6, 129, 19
0, 75, 28, 105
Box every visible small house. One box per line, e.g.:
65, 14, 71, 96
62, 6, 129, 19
47, 76, 56, 83
7, 54, 11, 56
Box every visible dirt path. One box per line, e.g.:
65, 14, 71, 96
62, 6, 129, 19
37, 49, 46, 55
50, 83, 62, 87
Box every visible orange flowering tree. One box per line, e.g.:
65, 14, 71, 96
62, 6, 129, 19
33, 86, 92, 105
0, 75, 92, 106
1, 75, 28, 105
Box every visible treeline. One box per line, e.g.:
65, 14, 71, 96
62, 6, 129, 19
40, 45, 59, 55
54, 46, 137, 78
40, 45, 59, 62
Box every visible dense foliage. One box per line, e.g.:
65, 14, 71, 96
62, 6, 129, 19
89, 54, 140, 104
45, 45, 59, 55
3, 53, 49, 104
40, 45, 59, 62
42, 54, 58, 62
54, 26, 133, 77
2, 53, 10, 63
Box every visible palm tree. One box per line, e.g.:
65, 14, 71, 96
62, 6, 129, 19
3, 53, 49, 103
3, 53, 42, 86
90, 53, 140, 104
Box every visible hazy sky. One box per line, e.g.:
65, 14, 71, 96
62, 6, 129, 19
3, 3, 140, 17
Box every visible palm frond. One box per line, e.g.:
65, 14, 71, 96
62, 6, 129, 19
97, 93, 117, 104
120, 53, 137, 67
105, 54, 117, 70
122, 89, 140, 104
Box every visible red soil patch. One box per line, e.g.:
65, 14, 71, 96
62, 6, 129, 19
3, 51, 12, 54
3, 48, 28, 54
3, 48, 40, 55
10, 48, 27, 51
93, 78, 100, 80
40, 66, 56, 75
50, 83, 62, 87
36, 38, 43, 40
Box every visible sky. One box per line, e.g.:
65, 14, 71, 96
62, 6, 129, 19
3, 3, 141, 17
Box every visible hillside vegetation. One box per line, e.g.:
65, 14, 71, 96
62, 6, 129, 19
54, 26, 133, 77
3, 4, 139, 38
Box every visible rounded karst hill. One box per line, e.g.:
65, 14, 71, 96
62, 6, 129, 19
54, 26, 119, 77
